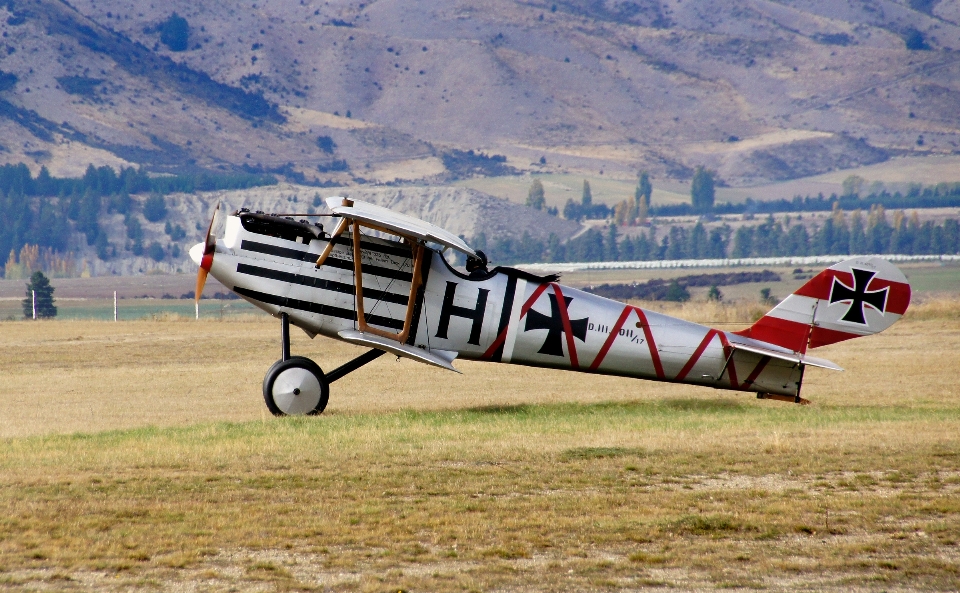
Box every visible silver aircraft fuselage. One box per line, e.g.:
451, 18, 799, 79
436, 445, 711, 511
202, 213, 805, 397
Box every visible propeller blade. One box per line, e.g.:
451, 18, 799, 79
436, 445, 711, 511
204, 202, 220, 253
195, 203, 221, 303
195, 267, 209, 305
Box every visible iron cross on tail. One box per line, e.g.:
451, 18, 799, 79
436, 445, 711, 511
190, 198, 911, 416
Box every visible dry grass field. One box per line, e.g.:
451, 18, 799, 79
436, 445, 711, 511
0, 299, 959, 591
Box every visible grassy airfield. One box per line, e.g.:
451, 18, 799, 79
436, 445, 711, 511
0, 300, 959, 591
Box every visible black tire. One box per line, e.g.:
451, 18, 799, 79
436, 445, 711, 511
262, 356, 329, 416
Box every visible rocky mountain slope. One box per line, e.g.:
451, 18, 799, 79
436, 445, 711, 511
0, 0, 957, 186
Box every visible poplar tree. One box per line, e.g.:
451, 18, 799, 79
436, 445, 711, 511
691, 167, 715, 213
606, 224, 619, 261
526, 179, 545, 210
635, 171, 652, 225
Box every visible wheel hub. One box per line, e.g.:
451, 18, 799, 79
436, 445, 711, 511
271, 367, 322, 415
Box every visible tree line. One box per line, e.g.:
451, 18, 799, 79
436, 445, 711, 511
0, 163, 276, 199
728, 206, 959, 258
475, 206, 960, 265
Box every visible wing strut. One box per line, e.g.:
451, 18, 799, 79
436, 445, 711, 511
315, 198, 427, 346
314, 215, 350, 268
351, 219, 425, 344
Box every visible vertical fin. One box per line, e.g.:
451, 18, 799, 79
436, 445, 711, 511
735, 256, 911, 352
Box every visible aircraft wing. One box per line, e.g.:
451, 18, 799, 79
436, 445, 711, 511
337, 330, 461, 372
725, 336, 843, 371
327, 197, 477, 258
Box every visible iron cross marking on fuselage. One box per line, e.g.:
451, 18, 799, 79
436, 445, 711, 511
829, 268, 889, 325
524, 293, 588, 356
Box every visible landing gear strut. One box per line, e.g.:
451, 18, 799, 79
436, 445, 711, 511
262, 313, 385, 416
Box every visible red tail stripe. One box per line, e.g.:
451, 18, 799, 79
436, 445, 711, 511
675, 329, 718, 382
734, 316, 811, 353
793, 269, 833, 300
794, 269, 910, 314
809, 325, 861, 349
550, 283, 580, 369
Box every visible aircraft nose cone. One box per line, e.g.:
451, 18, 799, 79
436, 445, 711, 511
189, 242, 205, 266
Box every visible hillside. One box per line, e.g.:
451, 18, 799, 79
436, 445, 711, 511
0, 0, 957, 187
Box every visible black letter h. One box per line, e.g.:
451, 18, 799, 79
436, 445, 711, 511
435, 281, 488, 345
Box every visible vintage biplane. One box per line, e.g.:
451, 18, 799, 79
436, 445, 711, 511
190, 198, 910, 415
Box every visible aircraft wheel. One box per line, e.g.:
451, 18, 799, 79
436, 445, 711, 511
262, 356, 329, 416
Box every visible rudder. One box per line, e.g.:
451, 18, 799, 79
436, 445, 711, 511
735, 256, 911, 353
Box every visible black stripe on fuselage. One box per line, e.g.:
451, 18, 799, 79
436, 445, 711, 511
239, 240, 414, 282
404, 249, 433, 346
488, 274, 517, 362
236, 263, 409, 306
233, 285, 405, 331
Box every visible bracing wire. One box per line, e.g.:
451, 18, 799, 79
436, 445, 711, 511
356, 226, 409, 322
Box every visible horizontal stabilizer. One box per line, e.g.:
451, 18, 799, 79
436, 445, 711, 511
725, 338, 843, 371
337, 329, 460, 372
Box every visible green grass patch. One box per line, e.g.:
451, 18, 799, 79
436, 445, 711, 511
560, 446, 645, 460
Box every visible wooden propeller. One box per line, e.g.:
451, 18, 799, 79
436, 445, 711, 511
195, 202, 221, 304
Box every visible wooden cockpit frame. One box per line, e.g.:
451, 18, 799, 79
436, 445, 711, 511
314, 200, 425, 344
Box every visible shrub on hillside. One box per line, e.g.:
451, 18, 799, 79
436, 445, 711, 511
159, 13, 190, 52
143, 195, 167, 222
147, 242, 165, 261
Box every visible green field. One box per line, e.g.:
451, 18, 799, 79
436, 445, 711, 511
900, 263, 960, 294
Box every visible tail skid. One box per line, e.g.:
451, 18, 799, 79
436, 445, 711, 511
757, 393, 811, 405
736, 256, 911, 353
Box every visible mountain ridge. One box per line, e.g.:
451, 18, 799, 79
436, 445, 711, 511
0, 0, 956, 186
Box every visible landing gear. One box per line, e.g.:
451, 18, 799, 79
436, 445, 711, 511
262, 312, 385, 416
263, 356, 329, 416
